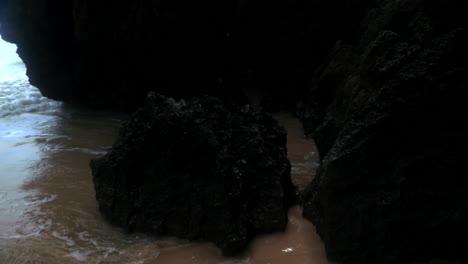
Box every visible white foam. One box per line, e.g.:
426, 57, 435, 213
65, 250, 88, 262
0, 216, 53, 240
0, 37, 60, 118
0, 79, 62, 118
62, 147, 108, 155
52, 231, 76, 247
0, 232, 40, 239
77, 231, 118, 256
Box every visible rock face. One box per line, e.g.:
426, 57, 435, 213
0, 0, 372, 111
300, 0, 468, 263
90, 93, 294, 255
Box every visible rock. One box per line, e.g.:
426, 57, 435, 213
90, 93, 294, 255
0, 0, 78, 102
0, 0, 372, 111
300, 0, 468, 263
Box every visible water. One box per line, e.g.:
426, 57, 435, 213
0, 36, 327, 264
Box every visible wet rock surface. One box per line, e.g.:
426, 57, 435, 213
90, 93, 294, 256
300, 0, 468, 263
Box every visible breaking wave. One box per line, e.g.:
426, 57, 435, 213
0, 76, 62, 118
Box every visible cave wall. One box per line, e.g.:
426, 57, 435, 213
0, 0, 371, 111
0, 0, 78, 101
300, 0, 468, 263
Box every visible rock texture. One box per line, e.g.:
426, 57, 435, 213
300, 0, 468, 263
90, 93, 294, 255
0, 0, 373, 111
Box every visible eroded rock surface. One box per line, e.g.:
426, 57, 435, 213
300, 1, 468, 263
90, 93, 294, 255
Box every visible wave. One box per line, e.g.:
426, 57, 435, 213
0, 78, 62, 118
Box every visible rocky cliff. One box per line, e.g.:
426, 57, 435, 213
0, 0, 369, 111
300, 0, 468, 263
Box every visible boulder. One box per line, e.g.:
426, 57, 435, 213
90, 93, 294, 255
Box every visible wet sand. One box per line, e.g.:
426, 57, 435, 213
0, 108, 327, 264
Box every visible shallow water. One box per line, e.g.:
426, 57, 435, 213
0, 37, 327, 264
274, 113, 319, 191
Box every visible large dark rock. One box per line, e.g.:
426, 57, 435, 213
90, 93, 294, 255
301, 0, 468, 263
